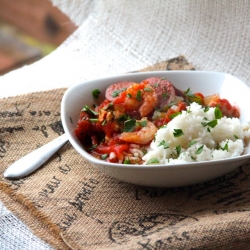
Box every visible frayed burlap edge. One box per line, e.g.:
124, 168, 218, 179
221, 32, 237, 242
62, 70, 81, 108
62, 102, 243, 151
0, 181, 70, 249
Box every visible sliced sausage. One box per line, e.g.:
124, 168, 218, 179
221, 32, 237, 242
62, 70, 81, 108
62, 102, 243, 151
105, 81, 132, 101
105, 77, 185, 110
145, 77, 184, 109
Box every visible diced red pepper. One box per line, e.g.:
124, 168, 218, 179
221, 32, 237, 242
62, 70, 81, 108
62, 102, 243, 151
74, 119, 92, 141
113, 91, 127, 104
94, 143, 129, 162
153, 101, 187, 127
101, 121, 119, 138
209, 99, 240, 118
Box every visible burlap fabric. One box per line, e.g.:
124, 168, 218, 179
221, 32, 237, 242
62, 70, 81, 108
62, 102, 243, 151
1, 57, 250, 250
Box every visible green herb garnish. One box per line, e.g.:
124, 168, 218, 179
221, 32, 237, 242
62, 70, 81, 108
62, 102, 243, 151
137, 120, 147, 127
195, 145, 204, 154
136, 90, 142, 102
234, 135, 239, 139
222, 141, 229, 151
92, 89, 101, 99
204, 106, 210, 112
188, 140, 197, 147
207, 120, 218, 128
173, 129, 184, 137
89, 118, 98, 122
112, 88, 127, 97
87, 144, 98, 150
103, 102, 114, 110
175, 145, 181, 156
167, 101, 177, 108
184, 88, 195, 97
144, 87, 152, 92
169, 112, 181, 119
158, 140, 169, 149
123, 158, 131, 164
82, 105, 98, 116
190, 155, 196, 160
162, 93, 169, 99
118, 114, 130, 121
101, 154, 109, 160
159, 124, 167, 129
146, 158, 160, 165
201, 119, 218, 128
214, 107, 222, 119
124, 119, 136, 132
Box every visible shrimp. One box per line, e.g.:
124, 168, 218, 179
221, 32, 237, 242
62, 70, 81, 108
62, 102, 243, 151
119, 118, 157, 144
139, 86, 158, 117
113, 81, 158, 117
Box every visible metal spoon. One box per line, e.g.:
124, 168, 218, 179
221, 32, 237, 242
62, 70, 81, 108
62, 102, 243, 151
3, 133, 68, 179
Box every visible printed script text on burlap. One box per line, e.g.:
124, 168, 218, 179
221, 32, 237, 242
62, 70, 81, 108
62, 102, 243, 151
1, 56, 250, 249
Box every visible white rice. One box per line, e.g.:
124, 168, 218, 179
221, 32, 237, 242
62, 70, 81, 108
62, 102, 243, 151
142, 102, 250, 165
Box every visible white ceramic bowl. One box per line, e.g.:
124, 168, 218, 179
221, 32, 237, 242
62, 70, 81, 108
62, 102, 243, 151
61, 71, 250, 187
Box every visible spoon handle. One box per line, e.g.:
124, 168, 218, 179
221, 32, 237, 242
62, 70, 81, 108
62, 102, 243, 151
4, 134, 68, 179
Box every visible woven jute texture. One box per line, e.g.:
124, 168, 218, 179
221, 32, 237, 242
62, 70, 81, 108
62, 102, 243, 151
1, 56, 250, 250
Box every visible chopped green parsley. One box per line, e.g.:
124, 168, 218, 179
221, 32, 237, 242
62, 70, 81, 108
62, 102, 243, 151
173, 129, 184, 137
195, 145, 204, 154
92, 89, 101, 99
124, 119, 136, 132
146, 158, 160, 165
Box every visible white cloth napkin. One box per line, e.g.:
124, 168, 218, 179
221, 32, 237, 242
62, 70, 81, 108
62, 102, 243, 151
0, 0, 249, 99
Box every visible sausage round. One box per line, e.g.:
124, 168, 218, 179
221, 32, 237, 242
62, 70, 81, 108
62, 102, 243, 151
145, 77, 184, 109
105, 81, 132, 101
105, 77, 184, 110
